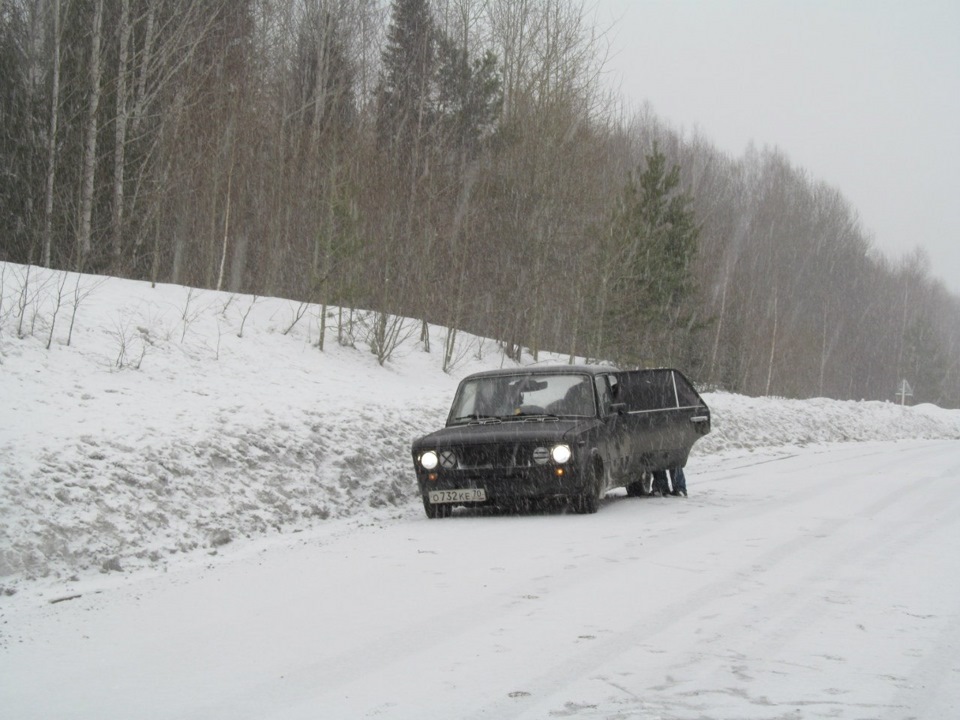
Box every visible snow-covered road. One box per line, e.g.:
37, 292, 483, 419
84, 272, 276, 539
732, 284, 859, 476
3, 439, 959, 720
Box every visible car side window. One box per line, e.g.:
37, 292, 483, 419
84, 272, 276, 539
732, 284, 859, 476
595, 376, 612, 416
673, 372, 704, 408
621, 370, 675, 410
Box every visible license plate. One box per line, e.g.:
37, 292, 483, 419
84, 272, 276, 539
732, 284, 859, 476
428, 488, 487, 504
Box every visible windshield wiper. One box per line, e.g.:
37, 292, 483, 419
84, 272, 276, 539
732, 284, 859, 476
511, 412, 561, 422
453, 414, 503, 425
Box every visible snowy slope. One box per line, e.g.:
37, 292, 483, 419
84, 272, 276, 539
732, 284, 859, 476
2, 262, 959, 587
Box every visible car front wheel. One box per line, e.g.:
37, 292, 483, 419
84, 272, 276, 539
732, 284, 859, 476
572, 492, 599, 514
572, 459, 602, 514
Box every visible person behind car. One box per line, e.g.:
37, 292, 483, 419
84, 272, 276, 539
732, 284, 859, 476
651, 467, 687, 497
651, 469, 670, 496
669, 466, 687, 497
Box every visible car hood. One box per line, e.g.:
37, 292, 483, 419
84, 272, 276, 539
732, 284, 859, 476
413, 419, 592, 449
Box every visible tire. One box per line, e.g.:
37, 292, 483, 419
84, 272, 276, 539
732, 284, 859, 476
572, 459, 602, 514
572, 492, 599, 514
423, 497, 453, 519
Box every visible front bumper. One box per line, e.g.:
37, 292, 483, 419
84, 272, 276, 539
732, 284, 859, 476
414, 464, 588, 502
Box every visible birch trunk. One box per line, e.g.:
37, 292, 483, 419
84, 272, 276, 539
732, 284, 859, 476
111, 0, 132, 261
216, 155, 235, 292
709, 273, 728, 383
130, 0, 157, 137
77, 0, 105, 270
42, 0, 61, 268
764, 286, 778, 396
819, 306, 829, 396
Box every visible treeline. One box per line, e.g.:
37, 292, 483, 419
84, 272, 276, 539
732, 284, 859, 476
2, 0, 958, 406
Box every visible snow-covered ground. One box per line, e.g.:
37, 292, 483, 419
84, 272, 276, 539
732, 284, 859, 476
3, 441, 960, 719
2, 263, 960, 718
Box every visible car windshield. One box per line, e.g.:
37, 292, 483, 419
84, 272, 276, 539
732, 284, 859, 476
449, 373, 596, 423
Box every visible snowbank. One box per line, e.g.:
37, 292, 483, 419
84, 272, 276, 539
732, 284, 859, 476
698, 393, 960, 455
2, 262, 959, 585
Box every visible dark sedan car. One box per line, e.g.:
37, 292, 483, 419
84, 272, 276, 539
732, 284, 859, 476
411, 365, 711, 518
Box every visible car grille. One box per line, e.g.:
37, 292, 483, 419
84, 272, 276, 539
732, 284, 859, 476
449, 444, 542, 470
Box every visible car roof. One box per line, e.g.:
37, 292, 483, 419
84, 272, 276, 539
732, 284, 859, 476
460, 364, 618, 381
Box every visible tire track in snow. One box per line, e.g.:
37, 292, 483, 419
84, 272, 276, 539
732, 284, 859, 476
462, 441, 960, 720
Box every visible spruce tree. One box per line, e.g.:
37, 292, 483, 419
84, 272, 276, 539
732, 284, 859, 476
377, 0, 436, 161
435, 38, 502, 160
604, 142, 700, 366
378, 0, 501, 164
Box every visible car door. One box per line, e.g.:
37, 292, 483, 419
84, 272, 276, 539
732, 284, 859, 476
593, 373, 629, 484
613, 369, 710, 472
672, 370, 711, 442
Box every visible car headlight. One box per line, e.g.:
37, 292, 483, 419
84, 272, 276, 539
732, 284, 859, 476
551, 444, 572, 464
419, 450, 439, 470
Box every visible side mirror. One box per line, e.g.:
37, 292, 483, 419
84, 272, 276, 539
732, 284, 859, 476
610, 402, 627, 415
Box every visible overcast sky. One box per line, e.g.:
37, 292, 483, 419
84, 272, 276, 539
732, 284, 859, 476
593, 0, 960, 296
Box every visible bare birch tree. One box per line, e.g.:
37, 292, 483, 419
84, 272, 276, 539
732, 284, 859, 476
41, 0, 62, 268
76, 0, 105, 271
111, 0, 132, 262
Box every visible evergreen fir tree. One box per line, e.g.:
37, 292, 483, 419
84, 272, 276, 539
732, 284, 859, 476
604, 142, 700, 366
435, 38, 502, 159
377, 0, 436, 160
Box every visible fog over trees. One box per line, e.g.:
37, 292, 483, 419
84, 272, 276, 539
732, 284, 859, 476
2, 0, 958, 406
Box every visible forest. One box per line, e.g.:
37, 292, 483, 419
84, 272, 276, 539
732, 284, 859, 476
2, 0, 958, 407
